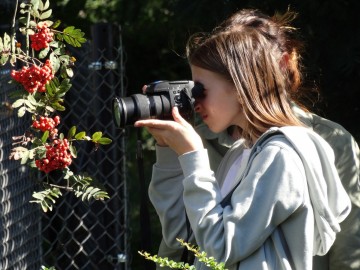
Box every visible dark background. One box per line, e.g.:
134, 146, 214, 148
2, 0, 359, 268
12, 0, 357, 140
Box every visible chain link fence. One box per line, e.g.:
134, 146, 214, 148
0, 66, 42, 270
0, 23, 130, 270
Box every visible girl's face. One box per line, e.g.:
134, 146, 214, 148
191, 65, 246, 133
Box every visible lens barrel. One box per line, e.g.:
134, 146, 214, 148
112, 94, 172, 128
112, 80, 203, 128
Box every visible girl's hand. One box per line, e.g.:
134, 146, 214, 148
134, 107, 204, 155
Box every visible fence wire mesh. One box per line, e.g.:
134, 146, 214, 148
41, 24, 129, 270
0, 66, 42, 270
0, 23, 129, 270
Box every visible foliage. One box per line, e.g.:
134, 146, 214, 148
139, 239, 227, 270
40, 266, 56, 270
1, 0, 111, 212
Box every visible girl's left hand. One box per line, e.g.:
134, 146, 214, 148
134, 107, 204, 155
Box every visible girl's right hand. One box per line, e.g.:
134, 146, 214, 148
134, 106, 204, 155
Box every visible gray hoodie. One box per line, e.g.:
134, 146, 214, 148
149, 126, 351, 269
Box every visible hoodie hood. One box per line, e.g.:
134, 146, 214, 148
273, 126, 352, 256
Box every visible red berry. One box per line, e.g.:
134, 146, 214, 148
35, 138, 73, 173
30, 23, 54, 51
11, 60, 54, 94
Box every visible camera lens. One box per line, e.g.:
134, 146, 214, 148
112, 94, 172, 128
112, 95, 148, 128
112, 97, 122, 128
112, 80, 199, 128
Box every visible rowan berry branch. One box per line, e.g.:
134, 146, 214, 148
1, 0, 112, 212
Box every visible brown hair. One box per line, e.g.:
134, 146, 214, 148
186, 9, 305, 143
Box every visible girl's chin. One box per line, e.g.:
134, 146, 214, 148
207, 125, 226, 134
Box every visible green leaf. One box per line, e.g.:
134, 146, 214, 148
39, 0, 50, 11
30, 187, 62, 212
30, 0, 40, 11
62, 26, 87, 47
74, 131, 86, 140
59, 54, 70, 63
91, 132, 102, 141
23, 100, 36, 110
28, 149, 35, 159
18, 107, 26, 117
29, 20, 37, 28
65, 67, 74, 77
67, 126, 76, 139
75, 186, 109, 201
0, 33, 11, 65
51, 101, 65, 111
97, 137, 112, 145
48, 40, 59, 48
27, 94, 38, 105
45, 105, 55, 113
70, 145, 77, 158
0, 55, 9, 66
58, 79, 71, 96
26, 28, 36, 35
43, 0, 50, 10
56, 33, 63, 42
49, 52, 60, 73
32, 138, 43, 147
39, 46, 50, 59
10, 54, 16, 66
31, 192, 46, 200
45, 81, 56, 97
40, 9, 52, 20
52, 20, 61, 29
63, 168, 74, 179
12, 99, 25, 108
52, 76, 60, 86
20, 150, 30, 164
41, 130, 49, 143
3, 32, 11, 49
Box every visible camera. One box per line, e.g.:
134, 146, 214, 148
112, 80, 204, 128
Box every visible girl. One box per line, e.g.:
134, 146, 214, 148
134, 9, 351, 270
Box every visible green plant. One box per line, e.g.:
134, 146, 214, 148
40, 266, 56, 270
1, 0, 111, 212
139, 239, 228, 270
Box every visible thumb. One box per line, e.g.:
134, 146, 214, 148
172, 106, 191, 127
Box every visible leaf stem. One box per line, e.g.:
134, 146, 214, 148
25, 3, 32, 59
10, 0, 19, 55
49, 184, 73, 191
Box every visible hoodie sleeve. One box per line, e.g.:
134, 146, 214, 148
148, 145, 189, 249
180, 139, 306, 265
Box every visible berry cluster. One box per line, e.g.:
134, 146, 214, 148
11, 59, 54, 93
35, 139, 72, 173
30, 23, 54, 51
32, 115, 60, 138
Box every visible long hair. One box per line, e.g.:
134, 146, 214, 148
186, 9, 305, 143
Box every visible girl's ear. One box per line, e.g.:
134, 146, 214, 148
280, 52, 290, 71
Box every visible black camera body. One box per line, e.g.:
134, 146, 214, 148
112, 80, 204, 128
